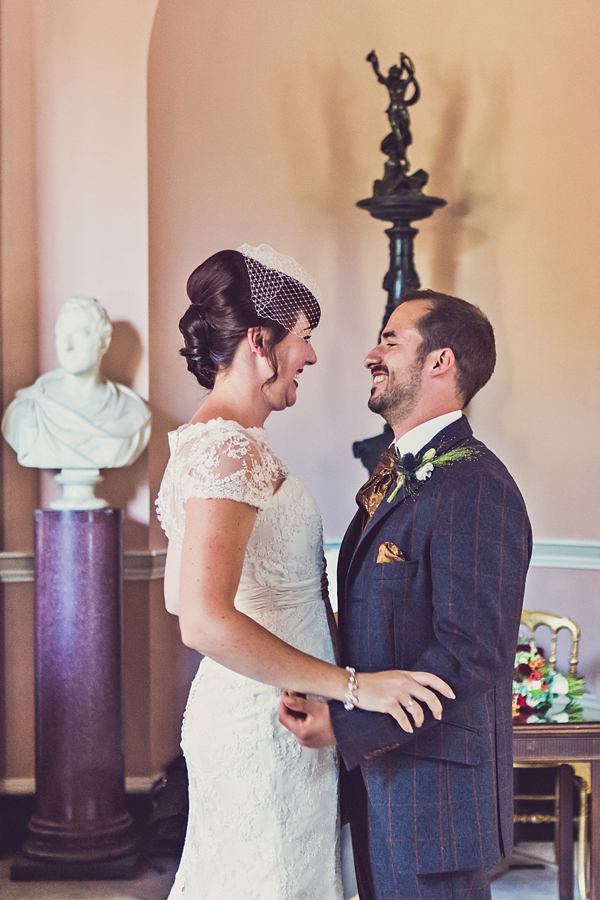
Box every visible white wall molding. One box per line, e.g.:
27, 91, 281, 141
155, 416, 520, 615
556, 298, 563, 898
0, 552, 34, 583
0, 540, 599, 587
0, 549, 167, 583
528, 539, 600, 570
119, 550, 167, 582
325, 539, 600, 572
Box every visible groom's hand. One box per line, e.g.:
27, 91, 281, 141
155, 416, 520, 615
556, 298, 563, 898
278, 692, 336, 748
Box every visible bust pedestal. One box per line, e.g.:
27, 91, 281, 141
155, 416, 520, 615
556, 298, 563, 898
52, 468, 107, 510
11, 509, 135, 881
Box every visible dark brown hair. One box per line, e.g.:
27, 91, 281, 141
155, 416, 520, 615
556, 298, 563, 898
179, 249, 319, 389
401, 288, 496, 406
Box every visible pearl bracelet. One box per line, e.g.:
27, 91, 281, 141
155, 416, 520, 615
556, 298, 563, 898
344, 666, 359, 710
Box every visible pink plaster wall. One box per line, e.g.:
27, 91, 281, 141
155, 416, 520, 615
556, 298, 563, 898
31, 0, 158, 520
147, 0, 600, 699
0, 0, 165, 783
147, 0, 600, 546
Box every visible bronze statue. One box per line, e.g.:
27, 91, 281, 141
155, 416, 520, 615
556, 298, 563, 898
367, 50, 425, 194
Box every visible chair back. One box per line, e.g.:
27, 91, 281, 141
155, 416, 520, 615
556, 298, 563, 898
520, 609, 580, 676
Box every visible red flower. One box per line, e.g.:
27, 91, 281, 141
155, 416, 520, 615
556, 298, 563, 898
516, 663, 532, 676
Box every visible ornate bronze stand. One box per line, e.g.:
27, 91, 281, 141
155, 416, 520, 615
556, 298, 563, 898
354, 51, 447, 473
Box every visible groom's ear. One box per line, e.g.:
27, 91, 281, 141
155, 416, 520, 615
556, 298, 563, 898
429, 347, 455, 377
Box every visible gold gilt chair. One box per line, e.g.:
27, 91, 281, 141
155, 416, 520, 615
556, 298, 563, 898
514, 609, 589, 900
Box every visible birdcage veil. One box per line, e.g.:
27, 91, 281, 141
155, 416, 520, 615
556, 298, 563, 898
236, 243, 321, 335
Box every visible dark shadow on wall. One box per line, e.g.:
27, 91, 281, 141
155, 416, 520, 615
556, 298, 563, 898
148, 405, 186, 504
98, 320, 150, 548
274, 57, 384, 494
101, 453, 150, 549
103, 404, 183, 549
102, 320, 145, 390
423, 64, 511, 298
418, 63, 517, 443
426, 65, 471, 294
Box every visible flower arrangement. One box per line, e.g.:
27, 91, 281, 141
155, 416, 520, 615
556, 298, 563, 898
512, 637, 585, 723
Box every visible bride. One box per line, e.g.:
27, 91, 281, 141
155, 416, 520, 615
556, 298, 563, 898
155, 244, 453, 900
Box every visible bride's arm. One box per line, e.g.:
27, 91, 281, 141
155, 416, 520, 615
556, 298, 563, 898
321, 557, 341, 665
164, 541, 182, 615
177, 497, 454, 731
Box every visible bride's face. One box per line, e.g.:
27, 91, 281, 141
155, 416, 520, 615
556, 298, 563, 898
265, 313, 317, 411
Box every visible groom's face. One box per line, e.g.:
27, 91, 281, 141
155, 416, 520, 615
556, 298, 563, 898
364, 300, 430, 424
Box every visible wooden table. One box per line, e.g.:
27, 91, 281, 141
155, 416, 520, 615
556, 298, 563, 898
513, 715, 600, 900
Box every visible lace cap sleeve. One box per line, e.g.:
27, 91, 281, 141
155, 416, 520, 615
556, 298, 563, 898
156, 420, 287, 545
180, 425, 284, 508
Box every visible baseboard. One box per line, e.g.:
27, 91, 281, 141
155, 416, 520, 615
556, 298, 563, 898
0, 775, 160, 796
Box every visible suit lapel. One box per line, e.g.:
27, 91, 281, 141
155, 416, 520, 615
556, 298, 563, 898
339, 415, 475, 599
359, 465, 421, 542
337, 510, 362, 602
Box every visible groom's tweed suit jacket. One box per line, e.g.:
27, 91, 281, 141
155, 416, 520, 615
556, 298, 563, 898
329, 416, 532, 900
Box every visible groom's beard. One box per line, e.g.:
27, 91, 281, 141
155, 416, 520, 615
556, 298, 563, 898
367, 360, 423, 424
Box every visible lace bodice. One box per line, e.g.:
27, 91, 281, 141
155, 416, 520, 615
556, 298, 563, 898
156, 418, 324, 589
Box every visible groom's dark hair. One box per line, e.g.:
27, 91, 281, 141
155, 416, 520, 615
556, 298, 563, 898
401, 288, 496, 407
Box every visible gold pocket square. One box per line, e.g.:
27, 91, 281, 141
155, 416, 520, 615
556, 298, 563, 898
377, 541, 406, 564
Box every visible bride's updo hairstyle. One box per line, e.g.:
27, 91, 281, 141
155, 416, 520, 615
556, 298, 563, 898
179, 247, 321, 390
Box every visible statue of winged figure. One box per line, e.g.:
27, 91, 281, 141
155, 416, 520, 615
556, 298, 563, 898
367, 51, 423, 191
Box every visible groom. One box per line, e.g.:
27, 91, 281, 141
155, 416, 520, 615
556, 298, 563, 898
280, 289, 532, 900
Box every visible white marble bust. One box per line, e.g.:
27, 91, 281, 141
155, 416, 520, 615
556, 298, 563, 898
2, 296, 152, 472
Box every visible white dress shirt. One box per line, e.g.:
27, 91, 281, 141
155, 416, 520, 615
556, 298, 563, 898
393, 409, 462, 459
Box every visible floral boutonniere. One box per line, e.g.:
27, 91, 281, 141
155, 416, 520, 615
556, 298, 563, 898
387, 445, 480, 503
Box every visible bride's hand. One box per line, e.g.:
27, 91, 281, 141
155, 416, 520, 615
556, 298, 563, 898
355, 670, 455, 733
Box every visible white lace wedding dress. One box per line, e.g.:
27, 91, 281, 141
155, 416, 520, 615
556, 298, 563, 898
156, 418, 342, 900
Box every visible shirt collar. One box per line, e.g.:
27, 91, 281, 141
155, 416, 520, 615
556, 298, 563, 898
393, 410, 462, 458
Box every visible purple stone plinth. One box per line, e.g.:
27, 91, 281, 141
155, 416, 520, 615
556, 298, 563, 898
20, 509, 135, 870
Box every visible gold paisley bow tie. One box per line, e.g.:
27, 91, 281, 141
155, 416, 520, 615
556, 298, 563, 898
356, 446, 403, 521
